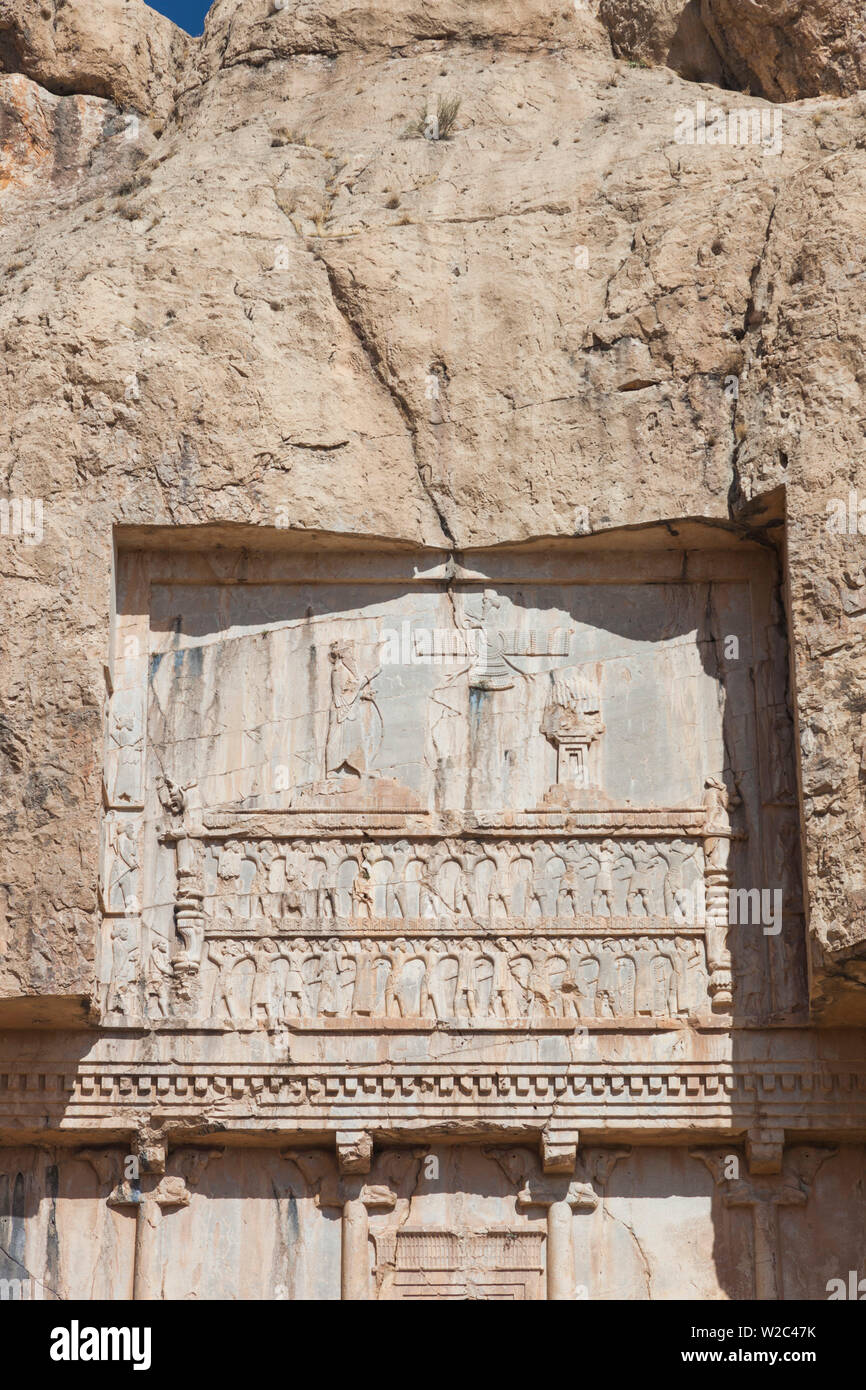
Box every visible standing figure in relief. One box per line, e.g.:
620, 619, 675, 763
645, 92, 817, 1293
419, 843, 450, 919
487, 938, 517, 1020
674, 935, 705, 1015
109, 709, 141, 804
575, 942, 600, 1018
593, 938, 619, 1018
614, 952, 636, 1016
315, 939, 345, 1017
703, 775, 739, 871
255, 842, 289, 920
659, 840, 699, 921
317, 879, 339, 920
248, 843, 277, 921
107, 821, 140, 913
586, 839, 620, 916
386, 841, 412, 919
632, 938, 656, 1015
106, 918, 139, 1014
351, 854, 375, 920
529, 844, 555, 919
235, 843, 260, 921
382, 938, 409, 1018
217, 839, 243, 923
452, 844, 479, 919
277, 937, 309, 1019
561, 939, 591, 1019
416, 938, 443, 1022
486, 848, 513, 921
622, 841, 661, 916
653, 943, 678, 1016
350, 938, 378, 1017
324, 640, 383, 779
207, 939, 244, 1024
315, 844, 340, 920
525, 941, 555, 1018
281, 856, 306, 920
454, 940, 480, 1019
250, 938, 278, 1028
146, 936, 173, 1019
557, 844, 586, 918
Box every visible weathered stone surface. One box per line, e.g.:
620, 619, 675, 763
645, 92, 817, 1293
598, 0, 725, 85
0, 0, 190, 115
0, 1135, 862, 1299
598, 0, 866, 99
703, 0, 866, 102
1, 0, 865, 1301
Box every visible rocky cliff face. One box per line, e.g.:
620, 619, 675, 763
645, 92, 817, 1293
601, 0, 866, 99
0, 0, 864, 1020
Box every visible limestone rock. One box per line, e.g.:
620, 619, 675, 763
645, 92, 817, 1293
598, 0, 866, 99
197, 0, 608, 72
598, 0, 725, 85
1, 0, 866, 1307
0, 0, 863, 1019
703, 0, 866, 102
0, 0, 190, 116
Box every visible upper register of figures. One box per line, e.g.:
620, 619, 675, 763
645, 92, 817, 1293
98, 543, 807, 1032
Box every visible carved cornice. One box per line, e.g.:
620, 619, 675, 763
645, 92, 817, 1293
2, 1061, 866, 1138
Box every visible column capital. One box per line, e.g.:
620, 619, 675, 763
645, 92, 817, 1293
518, 1178, 598, 1213
337, 1131, 373, 1175
746, 1128, 785, 1175
540, 1124, 579, 1174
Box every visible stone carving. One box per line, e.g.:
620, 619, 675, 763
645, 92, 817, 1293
490, 1146, 629, 1301
105, 804, 746, 1026
196, 834, 707, 927
701, 775, 740, 1009
541, 666, 605, 797
104, 691, 145, 808
82, 1144, 223, 1301
101, 813, 141, 915
159, 777, 205, 980
0, 0, 855, 1305
131, 929, 710, 1028
286, 1148, 424, 1300
374, 1229, 546, 1300
145, 936, 173, 1020
325, 640, 383, 779
104, 917, 140, 1016
692, 1146, 836, 1301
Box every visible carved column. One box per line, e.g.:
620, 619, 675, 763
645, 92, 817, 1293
692, 1145, 835, 1300
158, 778, 204, 1008
82, 1140, 221, 1300
290, 1147, 424, 1301
339, 1191, 396, 1300
491, 1146, 630, 1301
704, 869, 732, 1009
702, 776, 737, 1010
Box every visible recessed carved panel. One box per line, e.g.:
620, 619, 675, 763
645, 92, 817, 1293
99, 545, 806, 1031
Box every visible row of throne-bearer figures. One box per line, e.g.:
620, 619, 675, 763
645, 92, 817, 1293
202, 838, 706, 926
126, 932, 711, 1024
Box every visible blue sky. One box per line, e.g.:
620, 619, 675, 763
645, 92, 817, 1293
146, 0, 212, 35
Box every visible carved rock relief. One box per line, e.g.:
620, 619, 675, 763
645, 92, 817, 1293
100, 552, 807, 1031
